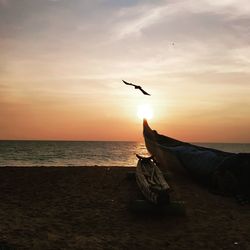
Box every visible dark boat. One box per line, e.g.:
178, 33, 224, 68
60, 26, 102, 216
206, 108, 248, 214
136, 154, 170, 205
143, 119, 250, 202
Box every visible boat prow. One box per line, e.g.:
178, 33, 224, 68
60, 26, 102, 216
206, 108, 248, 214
143, 119, 185, 174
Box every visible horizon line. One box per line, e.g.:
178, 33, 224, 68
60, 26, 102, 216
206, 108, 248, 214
0, 139, 250, 144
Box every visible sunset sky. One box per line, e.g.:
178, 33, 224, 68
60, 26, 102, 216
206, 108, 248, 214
1, 0, 250, 142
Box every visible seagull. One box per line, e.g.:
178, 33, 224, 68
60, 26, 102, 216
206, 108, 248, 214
122, 80, 151, 96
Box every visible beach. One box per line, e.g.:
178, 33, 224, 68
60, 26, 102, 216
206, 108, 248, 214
0, 166, 249, 250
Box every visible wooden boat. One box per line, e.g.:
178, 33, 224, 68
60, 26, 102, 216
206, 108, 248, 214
143, 119, 250, 201
136, 154, 170, 205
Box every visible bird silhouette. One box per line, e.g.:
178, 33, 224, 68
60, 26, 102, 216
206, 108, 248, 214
122, 80, 151, 96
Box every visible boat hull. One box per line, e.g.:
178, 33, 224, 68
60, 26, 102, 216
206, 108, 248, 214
143, 119, 250, 198
136, 155, 170, 205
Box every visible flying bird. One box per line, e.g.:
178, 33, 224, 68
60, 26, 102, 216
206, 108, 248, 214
122, 80, 151, 96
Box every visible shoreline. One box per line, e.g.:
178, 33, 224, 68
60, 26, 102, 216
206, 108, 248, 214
0, 166, 249, 249
0, 166, 135, 168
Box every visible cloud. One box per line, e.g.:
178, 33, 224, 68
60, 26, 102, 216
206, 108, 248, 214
113, 3, 169, 39
1, 2, 250, 103
0, 0, 8, 6
201, 0, 250, 18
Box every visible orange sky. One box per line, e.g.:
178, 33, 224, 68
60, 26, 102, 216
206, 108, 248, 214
1, 0, 250, 142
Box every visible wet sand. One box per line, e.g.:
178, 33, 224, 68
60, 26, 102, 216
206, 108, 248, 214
0, 166, 249, 250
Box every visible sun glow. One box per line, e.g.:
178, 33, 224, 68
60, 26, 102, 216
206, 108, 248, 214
137, 104, 153, 120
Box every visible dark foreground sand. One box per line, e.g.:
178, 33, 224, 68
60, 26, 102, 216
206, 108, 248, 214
0, 166, 249, 250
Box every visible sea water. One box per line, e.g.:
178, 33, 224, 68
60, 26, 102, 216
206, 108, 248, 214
0, 141, 249, 167
0, 141, 148, 167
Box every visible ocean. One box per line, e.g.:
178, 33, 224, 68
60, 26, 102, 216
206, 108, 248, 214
0, 141, 249, 167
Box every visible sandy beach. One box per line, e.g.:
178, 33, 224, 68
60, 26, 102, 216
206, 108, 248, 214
0, 166, 249, 250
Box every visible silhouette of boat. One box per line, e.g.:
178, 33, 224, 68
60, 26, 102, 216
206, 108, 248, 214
143, 119, 250, 203
136, 154, 170, 205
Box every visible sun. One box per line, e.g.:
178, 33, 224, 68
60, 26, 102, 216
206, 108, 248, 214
137, 104, 153, 120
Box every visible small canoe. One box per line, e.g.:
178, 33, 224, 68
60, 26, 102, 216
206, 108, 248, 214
136, 154, 171, 205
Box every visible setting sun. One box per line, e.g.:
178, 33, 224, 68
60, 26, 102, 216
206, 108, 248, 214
137, 104, 153, 120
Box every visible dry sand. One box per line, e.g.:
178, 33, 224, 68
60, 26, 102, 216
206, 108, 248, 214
0, 166, 249, 250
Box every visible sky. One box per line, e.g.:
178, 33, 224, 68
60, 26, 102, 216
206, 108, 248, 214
0, 0, 250, 142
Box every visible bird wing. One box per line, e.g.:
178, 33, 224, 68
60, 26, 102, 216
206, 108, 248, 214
122, 80, 137, 87
139, 87, 151, 96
